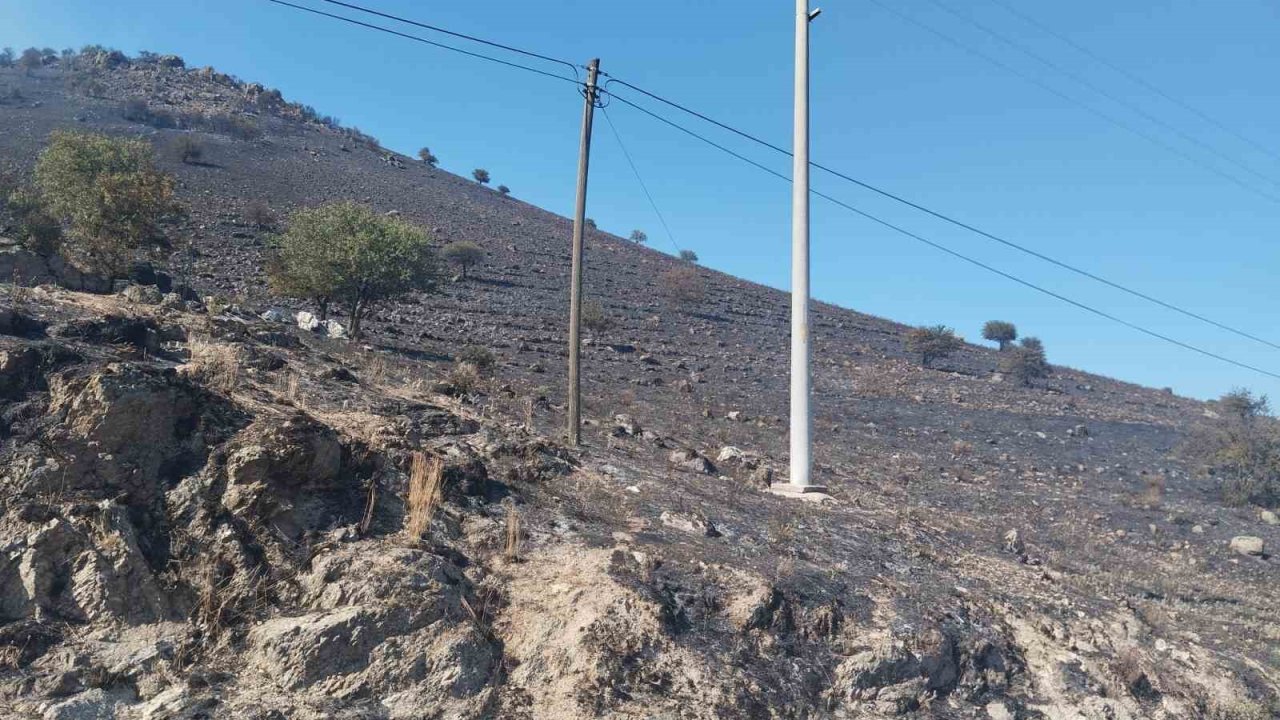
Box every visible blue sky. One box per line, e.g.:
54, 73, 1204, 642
4, 0, 1279, 401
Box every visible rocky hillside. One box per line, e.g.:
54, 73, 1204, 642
0, 49, 1277, 719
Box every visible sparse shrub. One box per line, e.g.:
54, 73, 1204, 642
405, 452, 444, 540
120, 99, 177, 129
34, 131, 181, 277
18, 48, 43, 74
205, 112, 261, 140
906, 325, 962, 368
581, 300, 613, 332
659, 266, 705, 310
172, 135, 204, 164
4, 186, 62, 255
443, 241, 484, 280
497, 185, 510, 196
458, 345, 496, 374
504, 503, 521, 562
472, 168, 490, 185
445, 362, 483, 395
243, 200, 275, 230
0, 48, 14, 68
999, 336, 1050, 385
1183, 388, 1279, 508
268, 202, 439, 339
585, 218, 596, 230
982, 320, 1017, 350
679, 249, 698, 263
417, 147, 438, 166
629, 229, 648, 244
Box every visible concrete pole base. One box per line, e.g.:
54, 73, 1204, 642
767, 483, 832, 502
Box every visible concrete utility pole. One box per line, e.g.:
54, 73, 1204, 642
566, 58, 600, 446
782, 1, 824, 494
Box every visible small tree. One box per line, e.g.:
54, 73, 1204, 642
679, 249, 698, 263
269, 202, 438, 339
629, 230, 648, 244
18, 48, 43, 75
443, 241, 484, 280
999, 336, 1050, 385
417, 147, 438, 166
982, 320, 1017, 350
472, 168, 490, 185
34, 131, 180, 277
1183, 389, 1280, 507
906, 325, 962, 368
497, 185, 510, 197
0, 48, 14, 68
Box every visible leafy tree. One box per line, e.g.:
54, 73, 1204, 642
443, 241, 484, 280
18, 48, 43, 74
472, 168, 490, 185
629, 229, 648, 244
982, 320, 1017, 350
999, 336, 1050, 385
906, 325, 962, 368
269, 202, 438, 339
417, 147, 438, 166
34, 131, 180, 276
679, 249, 698, 263
497, 185, 510, 196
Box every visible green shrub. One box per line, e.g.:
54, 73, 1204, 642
4, 186, 62, 255
443, 241, 484, 280
18, 48, 42, 74
0, 48, 14, 68
982, 320, 1017, 350
243, 200, 275, 230
1183, 389, 1279, 508
497, 185, 510, 196
458, 345, 496, 374
629, 230, 648, 244
268, 202, 438, 339
34, 131, 180, 276
472, 168, 490, 185
417, 147, 438, 166
906, 325, 962, 368
999, 337, 1050, 385
679, 249, 698, 263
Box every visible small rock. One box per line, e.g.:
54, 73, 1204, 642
295, 311, 320, 332
668, 448, 715, 475
1229, 535, 1264, 557
1067, 424, 1088, 438
260, 308, 290, 323
1003, 529, 1025, 555
119, 284, 163, 305
1261, 510, 1278, 526
611, 414, 642, 437
660, 511, 720, 537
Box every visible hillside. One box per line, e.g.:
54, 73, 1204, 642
1, 49, 1277, 719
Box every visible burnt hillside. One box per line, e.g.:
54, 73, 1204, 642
0, 50, 1276, 719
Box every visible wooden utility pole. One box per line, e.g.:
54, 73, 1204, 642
567, 58, 600, 446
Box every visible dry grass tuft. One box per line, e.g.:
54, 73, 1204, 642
189, 337, 241, 393
504, 503, 521, 562
0, 645, 20, 671
405, 452, 445, 540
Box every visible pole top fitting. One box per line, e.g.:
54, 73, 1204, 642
808, 8, 822, 20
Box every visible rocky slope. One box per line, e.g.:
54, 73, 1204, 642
0, 50, 1277, 719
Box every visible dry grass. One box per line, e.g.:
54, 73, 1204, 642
0, 645, 20, 671
188, 337, 241, 394
359, 478, 378, 535
446, 363, 483, 395
405, 452, 445, 540
504, 503, 521, 562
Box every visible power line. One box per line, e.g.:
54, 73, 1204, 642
264, 0, 580, 85
600, 106, 683, 255
313, 0, 582, 79
923, 0, 1280, 193
601, 79, 1280, 353
861, 0, 1280, 208
985, 0, 1280, 166
603, 88, 1280, 383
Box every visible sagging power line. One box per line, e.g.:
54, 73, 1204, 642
602, 88, 1280, 383
601, 75, 1280, 354
600, 106, 684, 255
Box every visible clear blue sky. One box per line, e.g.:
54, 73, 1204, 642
5, 0, 1279, 401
